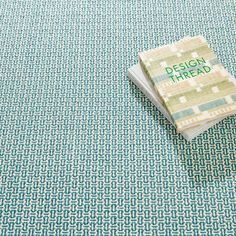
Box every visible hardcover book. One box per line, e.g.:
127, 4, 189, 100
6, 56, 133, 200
138, 36, 236, 132
128, 64, 222, 141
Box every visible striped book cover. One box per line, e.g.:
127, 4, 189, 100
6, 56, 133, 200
127, 64, 222, 141
139, 36, 236, 132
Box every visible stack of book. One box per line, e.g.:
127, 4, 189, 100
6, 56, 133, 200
128, 36, 236, 140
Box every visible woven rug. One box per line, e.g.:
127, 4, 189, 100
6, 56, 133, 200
0, 0, 235, 235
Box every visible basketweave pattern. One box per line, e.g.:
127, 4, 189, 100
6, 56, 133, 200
0, 0, 235, 235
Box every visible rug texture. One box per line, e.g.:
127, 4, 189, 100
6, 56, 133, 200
0, 0, 235, 235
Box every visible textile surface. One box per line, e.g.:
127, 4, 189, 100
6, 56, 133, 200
0, 0, 235, 235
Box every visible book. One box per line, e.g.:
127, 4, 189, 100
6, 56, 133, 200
138, 35, 236, 133
128, 64, 222, 141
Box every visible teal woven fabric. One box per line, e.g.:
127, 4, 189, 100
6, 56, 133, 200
0, 0, 235, 235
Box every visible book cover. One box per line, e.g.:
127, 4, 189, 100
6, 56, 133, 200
128, 64, 222, 141
138, 36, 236, 132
